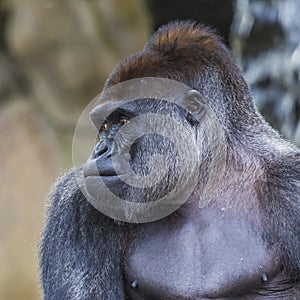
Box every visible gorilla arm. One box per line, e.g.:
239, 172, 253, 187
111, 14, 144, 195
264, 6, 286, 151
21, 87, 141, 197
40, 169, 127, 300
260, 152, 300, 282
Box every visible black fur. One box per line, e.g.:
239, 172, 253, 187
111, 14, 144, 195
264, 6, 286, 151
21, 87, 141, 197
40, 170, 131, 299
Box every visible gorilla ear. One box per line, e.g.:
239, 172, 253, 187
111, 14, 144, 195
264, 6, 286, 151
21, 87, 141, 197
178, 90, 207, 121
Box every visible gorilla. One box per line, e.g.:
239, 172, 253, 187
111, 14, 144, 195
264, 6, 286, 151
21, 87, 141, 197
40, 21, 300, 299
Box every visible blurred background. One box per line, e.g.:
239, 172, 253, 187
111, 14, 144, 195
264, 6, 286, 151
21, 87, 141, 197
0, 0, 299, 299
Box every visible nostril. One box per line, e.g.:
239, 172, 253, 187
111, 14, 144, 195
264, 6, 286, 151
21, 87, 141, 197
94, 142, 108, 158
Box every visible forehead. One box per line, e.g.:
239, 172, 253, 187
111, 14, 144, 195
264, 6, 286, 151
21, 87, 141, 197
89, 78, 203, 125
90, 98, 187, 120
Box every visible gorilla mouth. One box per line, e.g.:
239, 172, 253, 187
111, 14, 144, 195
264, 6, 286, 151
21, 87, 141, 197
83, 159, 117, 178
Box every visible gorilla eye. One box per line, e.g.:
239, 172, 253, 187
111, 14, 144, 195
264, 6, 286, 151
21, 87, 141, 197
101, 122, 110, 131
120, 118, 130, 126
186, 113, 198, 126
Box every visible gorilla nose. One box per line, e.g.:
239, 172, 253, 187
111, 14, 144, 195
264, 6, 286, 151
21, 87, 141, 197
94, 140, 117, 159
94, 142, 110, 158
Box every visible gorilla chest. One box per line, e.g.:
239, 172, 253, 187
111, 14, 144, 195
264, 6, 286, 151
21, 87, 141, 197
125, 215, 275, 299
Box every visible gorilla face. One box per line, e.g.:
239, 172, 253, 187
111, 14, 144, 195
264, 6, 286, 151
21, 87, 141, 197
80, 79, 220, 223
84, 99, 185, 201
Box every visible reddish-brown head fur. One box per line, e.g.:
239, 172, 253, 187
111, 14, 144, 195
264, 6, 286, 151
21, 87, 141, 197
106, 21, 236, 89
105, 20, 262, 135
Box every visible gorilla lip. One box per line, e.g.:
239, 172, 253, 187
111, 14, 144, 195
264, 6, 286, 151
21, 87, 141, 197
83, 159, 117, 178
83, 170, 118, 178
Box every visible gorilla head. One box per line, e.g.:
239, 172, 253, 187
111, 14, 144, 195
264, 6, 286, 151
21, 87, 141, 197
81, 77, 225, 223
40, 21, 300, 299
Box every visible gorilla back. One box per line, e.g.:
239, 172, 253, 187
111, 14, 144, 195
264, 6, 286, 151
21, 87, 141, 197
40, 21, 300, 299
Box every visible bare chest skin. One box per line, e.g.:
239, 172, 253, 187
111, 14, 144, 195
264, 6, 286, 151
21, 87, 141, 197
124, 209, 299, 299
